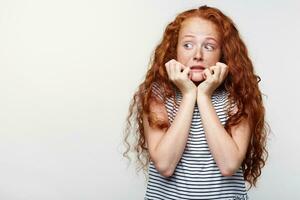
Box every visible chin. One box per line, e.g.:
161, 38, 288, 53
190, 73, 205, 83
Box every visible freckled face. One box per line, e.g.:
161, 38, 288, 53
177, 17, 222, 83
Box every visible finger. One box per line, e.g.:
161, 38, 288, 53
216, 62, 227, 67
172, 61, 186, 78
178, 62, 186, 72
216, 62, 228, 77
165, 62, 171, 78
209, 66, 215, 75
169, 61, 176, 79
174, 62, 181, 76
178, 63, 188, 79
219, 64, 228, 81
182, 66, 191, 78
210, 66, 221, 80
203, 68, 212, 80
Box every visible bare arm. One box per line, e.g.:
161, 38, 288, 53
143, 60, 197, 177
197, 96, 251, 176
197, 62, 251, 176
143, 92, 196, 177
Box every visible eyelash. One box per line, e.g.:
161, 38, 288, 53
204, 43, 215, 51
183, 42, 215, 51
183, 43, 193, 49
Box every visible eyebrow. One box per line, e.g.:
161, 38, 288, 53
182, 34, 218, 42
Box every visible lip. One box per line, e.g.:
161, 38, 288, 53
190, 65, 205, 71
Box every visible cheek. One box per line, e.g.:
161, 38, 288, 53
177, 49, 192, 63
206, 53, 221, 65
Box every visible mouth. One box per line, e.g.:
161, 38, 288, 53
190, 65, 205, 71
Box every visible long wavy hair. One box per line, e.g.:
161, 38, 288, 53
123, 5, 268, 188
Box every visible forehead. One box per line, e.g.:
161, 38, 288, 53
179, 17, 220, 40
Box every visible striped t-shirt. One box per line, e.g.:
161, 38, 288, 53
144, 85, 248, 200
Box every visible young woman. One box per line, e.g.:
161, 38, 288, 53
124, 5, 268, 200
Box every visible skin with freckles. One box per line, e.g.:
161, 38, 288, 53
177, 17, 221, 83
165, 17, 229, 97
124, 6, 268, 189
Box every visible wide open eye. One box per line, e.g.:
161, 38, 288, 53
183, 42, 193, 49
203, 43, 215, 51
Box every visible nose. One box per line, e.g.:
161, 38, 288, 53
193, 47, 203, 61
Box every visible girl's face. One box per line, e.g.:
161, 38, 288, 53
177, 17, 222, 83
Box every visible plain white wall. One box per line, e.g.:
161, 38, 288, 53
0, 0, 299, 199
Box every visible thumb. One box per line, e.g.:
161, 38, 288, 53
182, 66, 191, 78
203, 68, 212, 80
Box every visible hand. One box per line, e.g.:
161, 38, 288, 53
165, 59, 197, 96
197, 62, 228, 97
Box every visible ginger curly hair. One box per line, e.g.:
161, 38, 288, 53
123, 5, 268, 188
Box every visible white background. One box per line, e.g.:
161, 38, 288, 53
0, 0, 299, 199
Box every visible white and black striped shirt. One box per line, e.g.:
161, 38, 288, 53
145, 85, 248, 200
